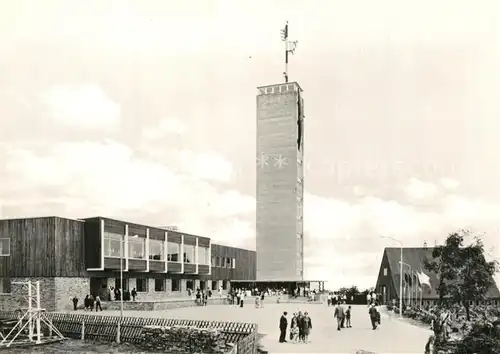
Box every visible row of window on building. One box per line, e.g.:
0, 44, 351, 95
114, 278, 229, 293
0, 277, 229, 294
103, 232, 210, 264
211, 256, 236, 268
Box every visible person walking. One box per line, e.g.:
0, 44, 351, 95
334, 302, 345, 331
369, 303, 380, 330
279, 312, 288, 343
95, 295, 102, 312
345, 305, 352, 328
341, 301, 346, 328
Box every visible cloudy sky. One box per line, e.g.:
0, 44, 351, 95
1, 0, 500, 289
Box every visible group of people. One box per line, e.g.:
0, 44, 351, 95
194, 288, 212, 306
333, 301, 352, 330
279, 311, 313, 344
71, 294, 103, 312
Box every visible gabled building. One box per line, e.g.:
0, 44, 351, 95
0, 216, 256, 311
375, 247, 500, 306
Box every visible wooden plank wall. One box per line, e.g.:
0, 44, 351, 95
211, 244, 256, 281
54, 217, 86, 277
0, 217, 56, 277
0, 220, 9, 277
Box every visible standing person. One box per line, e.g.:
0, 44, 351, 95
371, 292, 377, 304
95, 294, 102, 312
334, 302, 345, 331
301, 312, 312, 343
279, 311, 288, 343
260, 291, 265, 308
290, 313, 299, 343
297, 311, 304, 342
84, 295, 90, 311
366, 292, 371, 306
345, 305, 352, 328
131, 288, 137, 302
89, 294, 95, 311
72, 296, 78, 311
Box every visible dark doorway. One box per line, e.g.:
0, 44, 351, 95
90, 278, 108, 300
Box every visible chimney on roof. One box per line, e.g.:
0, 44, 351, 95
423, 241, 427, 249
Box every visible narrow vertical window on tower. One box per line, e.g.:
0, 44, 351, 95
297, 95, 303, 151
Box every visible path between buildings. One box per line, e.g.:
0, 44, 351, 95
60, 303, 432, 353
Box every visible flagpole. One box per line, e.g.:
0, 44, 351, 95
280, 21, 298, 84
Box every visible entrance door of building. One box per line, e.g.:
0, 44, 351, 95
381, 285, 387, 304
90, 278, 109, 300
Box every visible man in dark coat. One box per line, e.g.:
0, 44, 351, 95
279, 311, 288, 343
369, 304, 380, 330
334, 303, 345, 331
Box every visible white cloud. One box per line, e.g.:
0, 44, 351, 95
0, 138, 254, 246
141, 117, 187, 140
175, 150, 234, 183
440, 177, 460, 190
304, 178, 500, 290
41, 84, 120, 130
403, 177, 439, 199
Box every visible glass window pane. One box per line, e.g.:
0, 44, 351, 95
154, 279, 165, 291
197, 246, 209, 265
183, 244, 195, 263
136, 278, 148, 292
149, 240, 164, 260
0, 239, 10, 256
167, 242, 180, 262
129, 238, 145, 259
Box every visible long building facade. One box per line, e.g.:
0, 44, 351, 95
256, 82, 305, 281
0, 216, 256, 311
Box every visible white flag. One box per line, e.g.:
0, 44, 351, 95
417, 271, 431, 288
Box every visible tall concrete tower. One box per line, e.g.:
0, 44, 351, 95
256, 82, 305, 280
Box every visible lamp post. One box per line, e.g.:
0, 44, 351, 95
380, 236, 404, 318
399, 261, 412, 306
120, 234, 138, 319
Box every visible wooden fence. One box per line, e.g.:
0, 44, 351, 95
0, 311, 258, 354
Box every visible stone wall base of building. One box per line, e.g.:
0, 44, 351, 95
105, 296, 227, 311
0, 277, 90, 312
0, 277, 231, 312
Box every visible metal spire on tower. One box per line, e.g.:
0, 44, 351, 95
280, 21, 298, 83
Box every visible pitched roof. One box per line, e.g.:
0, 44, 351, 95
384, 247, 500, 300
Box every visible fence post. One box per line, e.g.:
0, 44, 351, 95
81, 321, 85, 340
49, 322, 53, 337
116, 321, 121, 343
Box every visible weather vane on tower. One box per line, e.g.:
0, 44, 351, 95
280, 21, 298, 83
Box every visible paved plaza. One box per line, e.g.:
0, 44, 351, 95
75, 302, 432, 353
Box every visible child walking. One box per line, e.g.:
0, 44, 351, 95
346, 305, 352, 328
